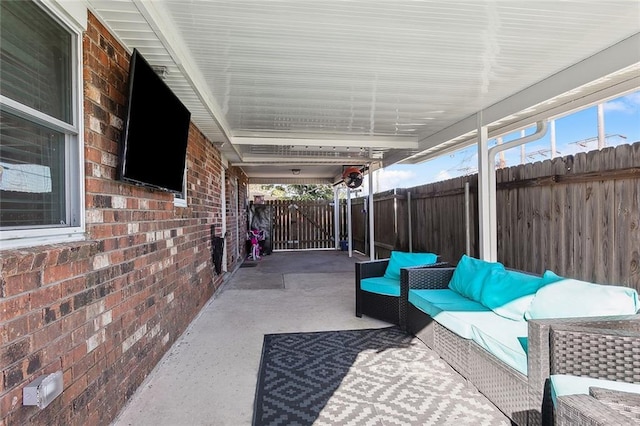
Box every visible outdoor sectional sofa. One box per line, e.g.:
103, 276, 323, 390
401, 255, 640, 426
355, 251, 447, 325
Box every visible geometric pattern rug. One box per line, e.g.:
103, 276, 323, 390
252, 326, 511, 425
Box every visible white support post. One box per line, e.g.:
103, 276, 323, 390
368, 166, 375, 261
597, 103, 605, 150
520, 130, 526, 164
477, 114, 492, 261
550, 119, 557, 159
333, 186, 340, 250
347, 187, 353, 258
465, 182, 471, 255
487, 121, 548, 261
407, 191, 413, 252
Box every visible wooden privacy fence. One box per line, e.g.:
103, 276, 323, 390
267, 199, 337, 250
352, 142, 640, 292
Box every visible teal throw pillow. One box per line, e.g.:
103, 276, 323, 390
479, 269, 563, 321
383, 251, 438, 281
447, 255, 504, 302
525, 278, 640, 319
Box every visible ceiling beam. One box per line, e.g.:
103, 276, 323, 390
233, 156, 365, 164
231, 135, 418, 149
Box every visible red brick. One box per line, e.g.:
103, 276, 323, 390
2, 272, 40, 297
62, 373, 87, 407
86, 356, 106, 385
60, 277, 86, 296
0, 295, 30, 322
0, 387, 23, 420
15, 254, 35, 274
30, 285, 62, 310
31, 321, 63, 352
42, 334, 73, 366
42, 263, 74, 285
71, 321, 94, 348
72, 352, 95, 382
62, 344, 86, 369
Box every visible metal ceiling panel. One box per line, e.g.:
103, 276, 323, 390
86, 0, 640, 183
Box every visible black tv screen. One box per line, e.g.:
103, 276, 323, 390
118, 49, 191, 193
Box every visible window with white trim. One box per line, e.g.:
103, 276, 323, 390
174, 165, 188, 207
0, 0, 84, 249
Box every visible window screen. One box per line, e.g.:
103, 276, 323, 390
0, 0, 72, 123
0, 0, 76, 231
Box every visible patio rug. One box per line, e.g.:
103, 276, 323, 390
252, 326, 511, 426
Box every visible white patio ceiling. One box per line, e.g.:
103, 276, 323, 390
87, 0, 640, 184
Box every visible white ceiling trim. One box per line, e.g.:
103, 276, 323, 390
231, 136, 418, 149
250, 177, 334, 185
235, 156, 366, 164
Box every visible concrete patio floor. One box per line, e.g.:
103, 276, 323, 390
112, 250, 511, 426
112, 250, 389, 425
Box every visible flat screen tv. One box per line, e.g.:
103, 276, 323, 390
118, 48, 191, 193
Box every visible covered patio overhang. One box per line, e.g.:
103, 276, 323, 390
82, 0, 640, 260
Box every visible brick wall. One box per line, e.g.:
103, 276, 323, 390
0, 12, 245, 425
225, 170, 250, 265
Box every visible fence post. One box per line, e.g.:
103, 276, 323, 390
333, 186, 340, 250
347, 188, 353, 257
465, 182, 471, 255
368, 168, 375, 260
407, 191, 413, 252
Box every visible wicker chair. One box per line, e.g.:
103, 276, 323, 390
401, 265, 640, 426
555, 388, 640, 425
354, 256, 448, 326
550, 317, 640, 425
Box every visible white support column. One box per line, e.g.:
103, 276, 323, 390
347, 188, 353, 258
477, 114, 492, 261
550, 119, 557, 159
597, 103, 605, 150
368, 166, 375, 261
333, 186, 340, 250
407, 191, 413, 252
487, 121, 548, 261
465, 182, 471, 255
520, 130, 526, 164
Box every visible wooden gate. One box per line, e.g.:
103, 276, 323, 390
267, 200, 337, 250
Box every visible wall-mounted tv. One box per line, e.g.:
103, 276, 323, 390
118, 48, 191, 193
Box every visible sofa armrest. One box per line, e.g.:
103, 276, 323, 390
402, 265, 455, 291
527, 315, 640, 402
355, 259, 390, 317
555, 393, 637, 426
356, 259, 389, 280
399, 266, 455, 330
589, 386, 640, 411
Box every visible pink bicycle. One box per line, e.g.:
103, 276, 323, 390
247, 228, 265, 261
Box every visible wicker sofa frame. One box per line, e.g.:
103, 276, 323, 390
354, 257, 447, 325
556, 387, 640, 425
551, 317, 640, 425
400, 266, 640, 426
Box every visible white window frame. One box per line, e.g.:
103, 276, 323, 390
173, 164, 188, 207
0, 0, 86, 250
